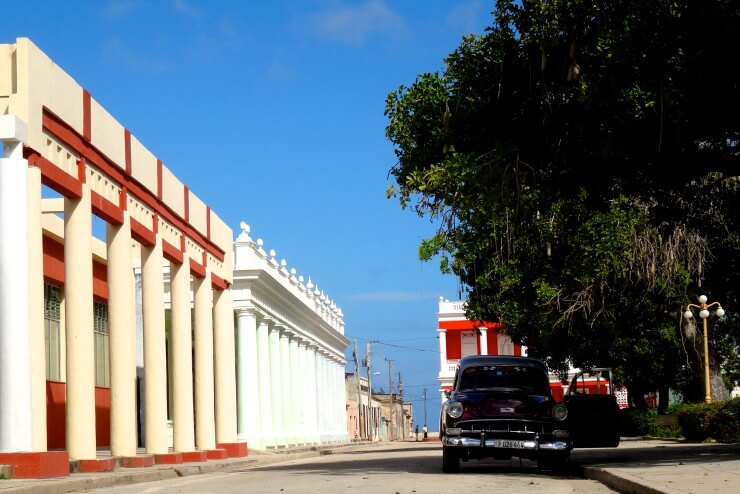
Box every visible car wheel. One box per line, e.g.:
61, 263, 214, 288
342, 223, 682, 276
537, 451, 569, 472
442, 446, 460, 473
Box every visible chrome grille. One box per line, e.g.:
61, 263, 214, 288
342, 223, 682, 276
457, 419, 553, 434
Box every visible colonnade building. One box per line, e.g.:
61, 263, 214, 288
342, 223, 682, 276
0, 38, 349, 478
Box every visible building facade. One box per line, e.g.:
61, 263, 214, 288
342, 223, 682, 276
232, 224, 350, 450
345, 373, 383, 441
437, 297, 524, 402
0, 37, 350, 478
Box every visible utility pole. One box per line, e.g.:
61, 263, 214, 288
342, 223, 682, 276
423, 387, 428, 430
397, 372, 404, 440
353, 340, 363, 439
387, 358, 394, 441
364, 342, 374, 440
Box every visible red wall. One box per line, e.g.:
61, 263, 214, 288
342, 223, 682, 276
46, 381, 111, 449
43, 235, 111, 450
446, 331, 461, 360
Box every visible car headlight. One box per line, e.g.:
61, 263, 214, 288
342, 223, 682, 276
447, 401, 464, 419
552, 404, 568, 421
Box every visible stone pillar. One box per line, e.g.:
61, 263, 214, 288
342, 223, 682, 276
142, 235, 168, 454
296, 340, 309, 444
0, 118, 34, 452
64, 183, 96, 460
438, 329, 447, 370
194, 272, 216, 451
27, 164, 46, 452
171, 254, 195, 452
288, 336, 300, 445
268, 324, 285, 446
108, 211, 137, 457
279, 330, 293, 444
306, 344, 318, 443
317, 352, 326, 442
256, 317, 273, 446
236, 308, 259, 444
479, 327, 488, 355
213, 288, 237, 445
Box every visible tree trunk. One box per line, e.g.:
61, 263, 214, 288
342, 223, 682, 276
710, 355, 729, 402
657, 385, 669, 413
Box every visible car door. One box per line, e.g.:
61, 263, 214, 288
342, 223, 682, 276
562, 368, 620, 447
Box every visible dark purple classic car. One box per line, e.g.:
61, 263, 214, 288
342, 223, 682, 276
440, 355, 619, 473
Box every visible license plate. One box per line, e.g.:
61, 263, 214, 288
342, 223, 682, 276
491, 439, 527, 449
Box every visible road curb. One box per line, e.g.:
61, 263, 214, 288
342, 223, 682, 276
579, 465, 685, 494
0, 443, 383, 494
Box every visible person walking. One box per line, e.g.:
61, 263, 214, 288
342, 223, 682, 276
422, 425, 428, 440
414, 424, 419, 441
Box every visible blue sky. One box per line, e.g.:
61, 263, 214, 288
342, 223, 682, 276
2, 0, 492, 430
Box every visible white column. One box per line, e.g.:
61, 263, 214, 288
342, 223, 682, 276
479, 327, 488, 355
171, 255, 195, 452
256, 317, 273, 446
288, 336, 300, 445
194, 272, 215, 451
213, 288, 237, 445
307, 345, 319, 443
0, 117, 33, 452
279, 331, 293, 444
297, 340, 309, 444
142, 236, 168, 454
27, 164, 46, 452
339, 361, 348, 440
318, 353, 327, 442
438, 329, 447, 371
235, 308, 258, 444
108, 211, 137, 457
64, 182, 96, 460
268, 324, 285, 446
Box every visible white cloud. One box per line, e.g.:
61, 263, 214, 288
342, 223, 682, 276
103, 38, 173, 73
309, 0, 405, 45
348, 291, 437, 303
446, 0, 488, 35
102, 0, 141, 19
172, 0, 201, 19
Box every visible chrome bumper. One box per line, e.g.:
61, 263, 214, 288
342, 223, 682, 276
442, 436, 570, 451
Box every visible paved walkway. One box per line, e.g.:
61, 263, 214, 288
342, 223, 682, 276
573, 438, 740, 494
1, 438, 739, 494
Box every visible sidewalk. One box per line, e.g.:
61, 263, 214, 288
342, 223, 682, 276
572, 438, 740, 494
0, 442, 383, 494
1, 438, 739, 494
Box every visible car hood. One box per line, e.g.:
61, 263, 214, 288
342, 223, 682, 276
451, 389, 552, 421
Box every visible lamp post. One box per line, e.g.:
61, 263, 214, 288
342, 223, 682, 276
683, 295, 726, 403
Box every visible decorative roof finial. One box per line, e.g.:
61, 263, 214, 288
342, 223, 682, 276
290, 268, 298, 285
269, 249, 279, 267
279, 259, 289, 277
256, 238, 266, 257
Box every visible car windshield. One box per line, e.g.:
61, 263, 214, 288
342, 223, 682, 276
457, 365, 548, 394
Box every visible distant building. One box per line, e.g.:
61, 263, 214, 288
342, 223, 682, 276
345, 373, 382, 441
437, 297, 525, 402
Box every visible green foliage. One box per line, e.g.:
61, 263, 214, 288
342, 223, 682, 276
385, 0, 740, 398
677, 403, 716, 441
620, 408, 657, 437
707, 398, 740, 443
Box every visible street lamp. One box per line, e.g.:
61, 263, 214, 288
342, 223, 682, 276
683, 295, 726, 403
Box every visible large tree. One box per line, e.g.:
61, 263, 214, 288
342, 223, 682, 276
386, 0, 740, 404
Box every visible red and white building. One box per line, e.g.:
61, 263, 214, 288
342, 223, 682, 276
436, 297, 626, 406
437, 297, 526, 402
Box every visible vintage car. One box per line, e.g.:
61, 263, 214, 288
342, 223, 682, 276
439, 355, 620, 473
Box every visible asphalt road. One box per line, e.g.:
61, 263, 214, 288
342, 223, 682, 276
96, 443, 615, 494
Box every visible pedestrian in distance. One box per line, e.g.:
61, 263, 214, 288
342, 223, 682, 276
414, 424, 419, 441
422, 425, 428, 440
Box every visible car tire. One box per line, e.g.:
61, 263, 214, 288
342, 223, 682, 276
442, 446, 460, 473
537, 451, 569, 472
